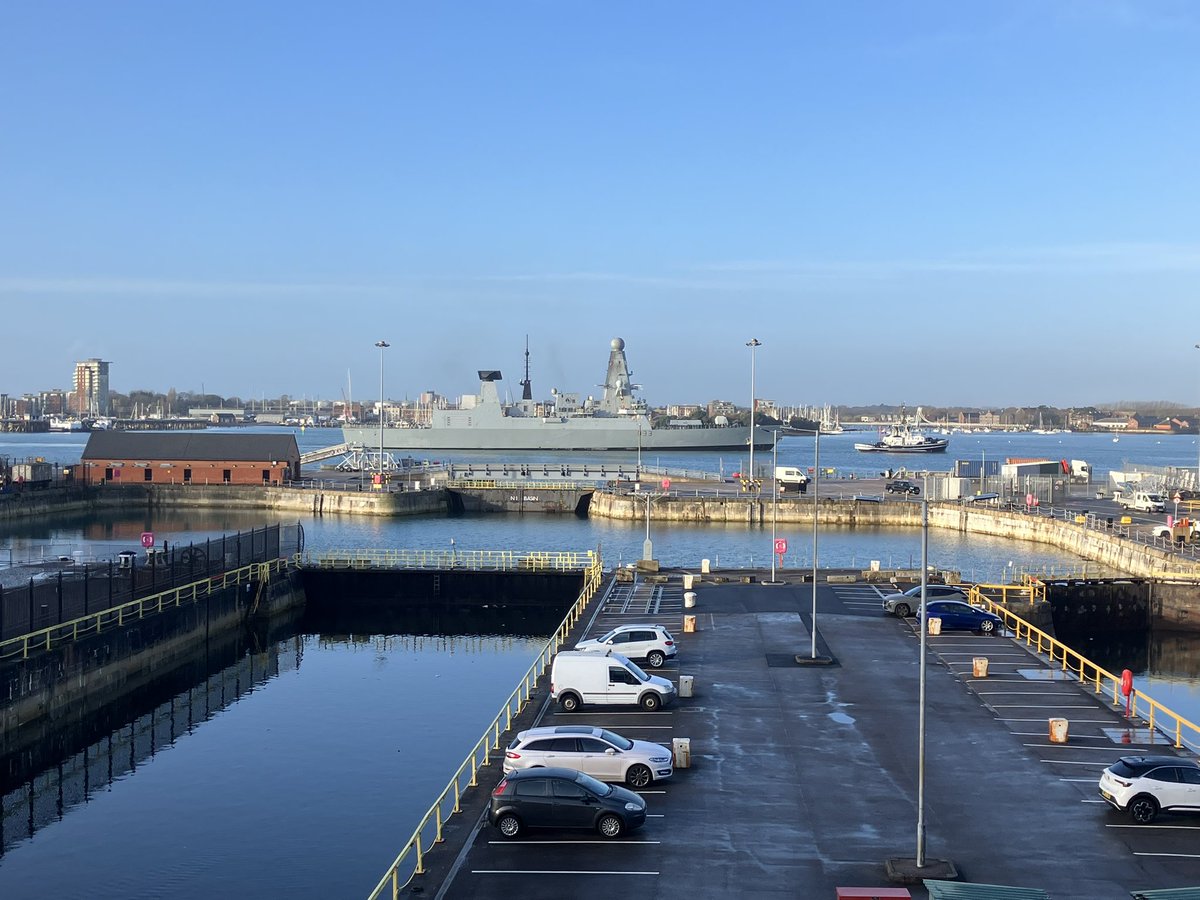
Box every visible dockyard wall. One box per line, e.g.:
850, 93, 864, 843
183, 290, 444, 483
0, 483, 448, 521
589, 491, 1200, 582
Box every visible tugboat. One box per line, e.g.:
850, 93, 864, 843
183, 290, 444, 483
854, 411, 949, 454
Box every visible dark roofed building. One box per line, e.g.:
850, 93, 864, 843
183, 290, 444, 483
80, 432, 300, 486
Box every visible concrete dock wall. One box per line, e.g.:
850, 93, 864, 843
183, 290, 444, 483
0, 572, 305, 752
0, 483, 449, 522
590, 491, 1200, 581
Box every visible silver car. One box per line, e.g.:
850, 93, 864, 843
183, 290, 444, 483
881, 584, 968, 617
503, 725, 674, 788
575, 624, 677, 668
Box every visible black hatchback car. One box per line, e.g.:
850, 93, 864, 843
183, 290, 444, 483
490, 767, 648, 839
886, 480, 920, 495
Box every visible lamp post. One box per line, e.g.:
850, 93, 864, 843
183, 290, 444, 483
810, 428, 820, 659
916, 484, 929, 867
375, 340, 390, 476
746, 338, 761, 487
1195, 343, 1199, 491
769, 429, 781, 584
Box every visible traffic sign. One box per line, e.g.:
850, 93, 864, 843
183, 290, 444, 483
140, 532, 154, 549
774, 538, 787, 555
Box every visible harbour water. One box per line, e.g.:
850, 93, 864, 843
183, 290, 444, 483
1, 428, 1199, 897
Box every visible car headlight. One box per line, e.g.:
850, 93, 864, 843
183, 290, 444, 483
625, 802, 642, 812
650, 756, 670, 763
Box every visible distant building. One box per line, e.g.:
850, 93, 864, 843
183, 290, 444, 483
71, 358, 111, 416
80, 432, 300, 486
707, 400, 737, 418
667, 404, 702, 418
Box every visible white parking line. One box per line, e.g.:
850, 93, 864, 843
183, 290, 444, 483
1039, 759, 1110, 766
1133, 852, 1200, 859
486, 840, 662, 846
1000, 718, 1116, 724
472, 869, 661, 875
1025, 743, 1151, 752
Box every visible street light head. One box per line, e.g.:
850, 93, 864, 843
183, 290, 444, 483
376, 340, 390, 349
746, 338, 762, 348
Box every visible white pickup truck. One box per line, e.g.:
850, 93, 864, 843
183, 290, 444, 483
1153, 520, 1198, 542
1116, 490, 1166, 513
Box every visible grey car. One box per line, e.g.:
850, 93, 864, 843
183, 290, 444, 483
882, 584, 968, 618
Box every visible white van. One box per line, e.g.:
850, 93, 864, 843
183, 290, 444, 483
774, 466, 809, 493
551, 650, 676, 712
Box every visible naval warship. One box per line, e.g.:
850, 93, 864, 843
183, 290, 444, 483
340, 338, 766, 452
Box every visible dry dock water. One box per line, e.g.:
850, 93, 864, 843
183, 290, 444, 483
406, 573, 1200, 900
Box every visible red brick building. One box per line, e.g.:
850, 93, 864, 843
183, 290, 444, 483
80, 432, 301, 486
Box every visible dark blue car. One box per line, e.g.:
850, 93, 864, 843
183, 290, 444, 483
918, 599, 1003, 635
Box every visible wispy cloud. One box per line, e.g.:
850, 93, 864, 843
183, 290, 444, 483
0, 277, 387, 296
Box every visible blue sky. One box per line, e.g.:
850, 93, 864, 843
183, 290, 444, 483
1, 1, 1198, 409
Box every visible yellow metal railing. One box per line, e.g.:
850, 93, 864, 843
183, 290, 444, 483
967, 581, 1200, 753
0, 558, 290, 661
446, 480, 587, 491
365, 550, 603, 900
297, 548, 595, 572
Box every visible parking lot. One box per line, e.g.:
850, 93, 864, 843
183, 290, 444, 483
421, 575, 1200, 899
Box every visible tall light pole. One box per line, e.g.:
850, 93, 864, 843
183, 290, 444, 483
747, 338, 761, 486
810, 428, 820, 659
916, 485, 929, 867
375, 340, 390, 475
1195, 344, 1199, 491
769, 429, 781, 584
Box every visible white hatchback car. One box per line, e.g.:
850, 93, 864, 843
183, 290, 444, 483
1099, 755, 1200, 823
575, 624, 677, 668
503, 725, 674, 787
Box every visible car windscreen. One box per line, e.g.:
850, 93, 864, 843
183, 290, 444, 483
1109, 760, 1143, 778
627, 660, 651, 682
600, 729, 633, 750
597, 628, 619, 643
575, 771, 612, 796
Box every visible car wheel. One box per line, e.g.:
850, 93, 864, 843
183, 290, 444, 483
911, 487, 920, 495
894, 602, 912, 618
1129, 795, 1159, 824
559, 692, 581, 712
646, 650, 666, 668
640, 693, 661, 711
979, 619, 996, 635
597, 813, 624, 838
497, 813, 522, 838
626, 764, 653, 788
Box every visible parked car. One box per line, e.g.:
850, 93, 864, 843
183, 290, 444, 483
551, 650, 676, 712
1099, 755, 1200, 824
575, 623, 677, 668
886, 480, 920, 496
504, 725, 673, 787
917, 599, 1003, 634
489, 767, 648, 839
882, 584, 968, 618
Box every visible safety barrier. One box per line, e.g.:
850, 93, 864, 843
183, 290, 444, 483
0, 558, 290, 661
966, 582, 1200, 753
446, 479, 588, 491
365, 551, 604, 900
296, 548, 596, 572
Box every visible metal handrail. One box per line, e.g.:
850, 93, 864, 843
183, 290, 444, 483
967, 583, 1200, 753
445, 480, 588, 491
0, 557, 289, 661
296, 548, 596, 572
365, 552, 604, 900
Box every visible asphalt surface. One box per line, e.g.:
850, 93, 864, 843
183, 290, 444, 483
401, 572, 1200, 900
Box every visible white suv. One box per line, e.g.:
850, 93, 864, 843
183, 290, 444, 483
1099, 755, 1200, 823
503, 725, 673, 787
575, 624, 677, 668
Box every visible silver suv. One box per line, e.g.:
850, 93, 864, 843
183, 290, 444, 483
881, 584, 968, 618
503, 725, 673, 787
575, 624, 677, 668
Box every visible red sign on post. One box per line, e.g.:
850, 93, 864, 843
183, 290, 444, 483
774, 538, 787, 555
661, 478, 671, 490
140, 532, 154, 549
